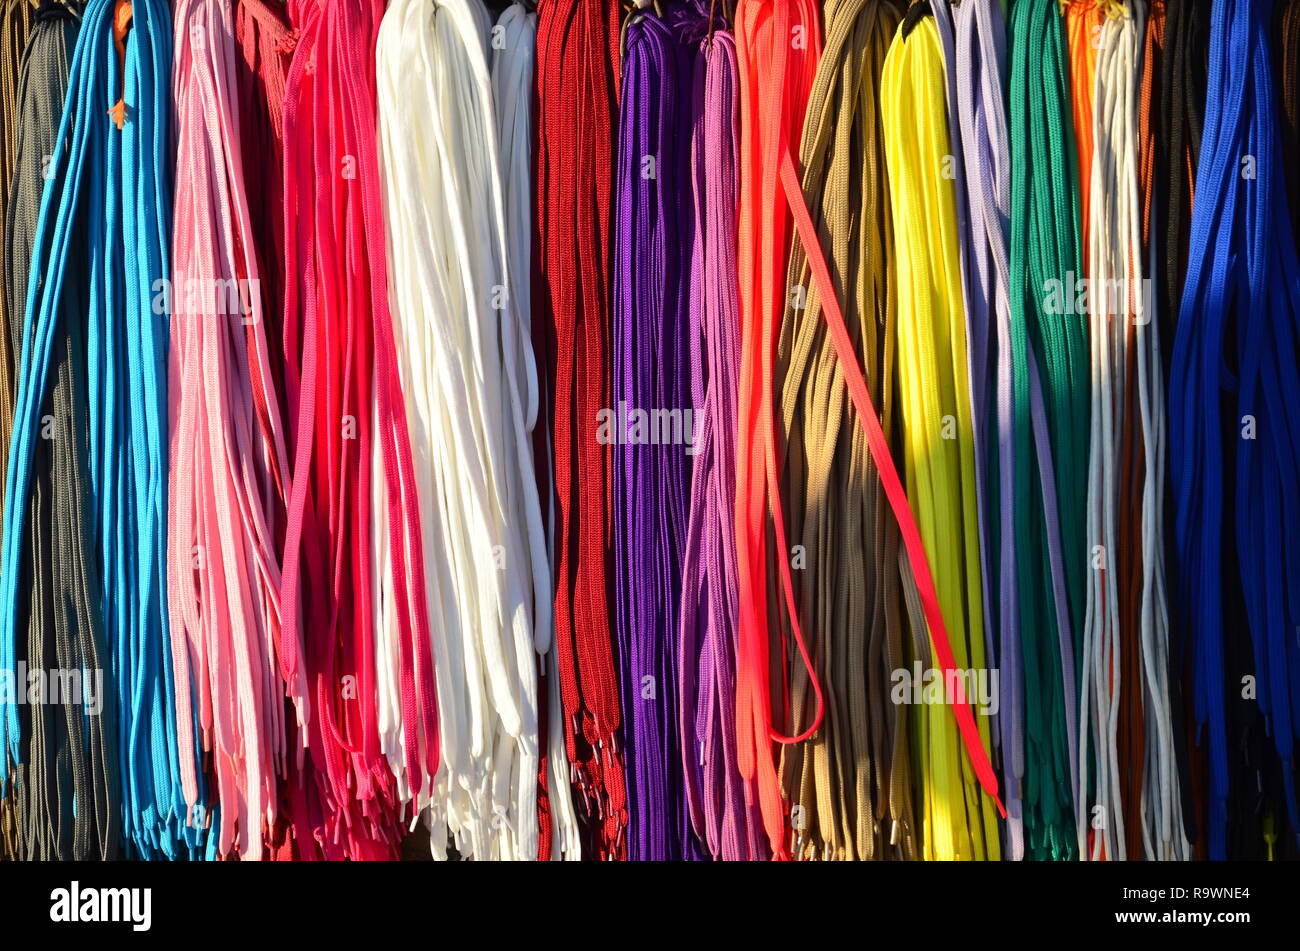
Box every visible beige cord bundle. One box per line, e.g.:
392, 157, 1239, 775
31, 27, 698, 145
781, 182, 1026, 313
774, 0, 917, 862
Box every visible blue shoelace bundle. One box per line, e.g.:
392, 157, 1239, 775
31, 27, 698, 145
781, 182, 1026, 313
1170, 0, 1300, 861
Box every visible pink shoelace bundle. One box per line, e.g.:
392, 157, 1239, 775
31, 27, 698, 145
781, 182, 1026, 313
167, 0, 295, 860
278, 0, 438, 859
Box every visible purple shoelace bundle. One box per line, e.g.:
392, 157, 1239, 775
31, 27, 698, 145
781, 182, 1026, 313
612, 7, 696, 861
673, 7, 767, 863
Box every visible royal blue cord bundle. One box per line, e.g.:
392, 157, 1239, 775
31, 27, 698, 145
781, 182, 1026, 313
1170, 0, 1300, 861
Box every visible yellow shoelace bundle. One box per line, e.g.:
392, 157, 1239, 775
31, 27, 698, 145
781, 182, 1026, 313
881, 5, 999, 861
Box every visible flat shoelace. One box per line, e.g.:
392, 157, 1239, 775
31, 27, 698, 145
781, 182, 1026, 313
534, 0, 628, 860
676, 8, 767, 862
1080, 0, 1141, 862
882, 5, 999, 862
484, 1, 581, 862
1008, 0, 1086, 862
775, 0, 914, 863
168, 0, 293, 860
733, 0, 825, 861
279, 0, 439, 859
1, 0, 123, 861
1170, 0, 1300, 861
950, 0, 1028, 861
378, 0, 547, 861
3, 0, 198, 860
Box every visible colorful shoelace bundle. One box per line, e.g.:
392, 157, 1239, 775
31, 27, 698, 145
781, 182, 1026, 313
378, 0, 549, 861
677, 5, 766, 863
733, 0, 823, 862
489, 0, 580, 862
777, 0, 914, 863
612, 6, 693, 861
279, 0, 438, 860
534, 0, 627, 860
1007, 0, 1086, 861
1, 0, 122, 861
0, 0, 37, 536
1133, 0, 1192, 861
1152, 0, 1209, 858
946, 0, 1023, 859
881, 3, 998, 862
0, 0, 38, 863
1080, 0, 1162, 861
1169, 0, 1300, 861
3, 0, 202, 860
168, 0, 293, 860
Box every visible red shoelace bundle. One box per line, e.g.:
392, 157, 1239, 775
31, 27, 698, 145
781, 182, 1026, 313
278, 0, 438, 860
533, 0, 627, 860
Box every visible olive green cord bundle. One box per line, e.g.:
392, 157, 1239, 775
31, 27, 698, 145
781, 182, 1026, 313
1007, 0, 1087, 862
2, 1, 118, 861
0, 1, 36, 496
0, 0, 37, 867
774, 0, 916, 862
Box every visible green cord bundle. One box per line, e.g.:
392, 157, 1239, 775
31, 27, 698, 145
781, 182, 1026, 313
1007, 0, 1088, 861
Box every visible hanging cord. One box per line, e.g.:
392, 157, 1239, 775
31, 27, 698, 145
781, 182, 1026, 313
3, 0, 119, 862
1080, 0, 1144, 862
0, 0, 38, 863
1007, 0, 1086, 862
732, 0, 825, 862
377, 0, 546, 862
1066, 0, 1104, 257
774, 0, 915, 864
1135, 0, 1192, 862
1153, 0, 1208, 857
768, 5, 1008, 853
3, 0, 198, 860
0, 0, 37, 549
933, 0, 999, 810
488, 0, 579, 863
611, 6, 694, 861
675, 3, 766, 862
950, 0, 1034, 861
168, 0, 293, 860
279, 0, 439, 859
1170, 0, 1300, 861
229, 0, 298, 861
880, 4, 1000, 862
534, 0, 628, 860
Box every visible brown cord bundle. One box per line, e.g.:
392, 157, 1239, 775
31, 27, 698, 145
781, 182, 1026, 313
0, 0, 35, 864
774, 0, 917, 862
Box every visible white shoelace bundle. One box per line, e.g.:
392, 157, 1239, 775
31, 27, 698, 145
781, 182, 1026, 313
491, 0, 580, 861
1081, 0, 1138, 861
376, 0, 547, 861
1081, 0, 1186, 862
